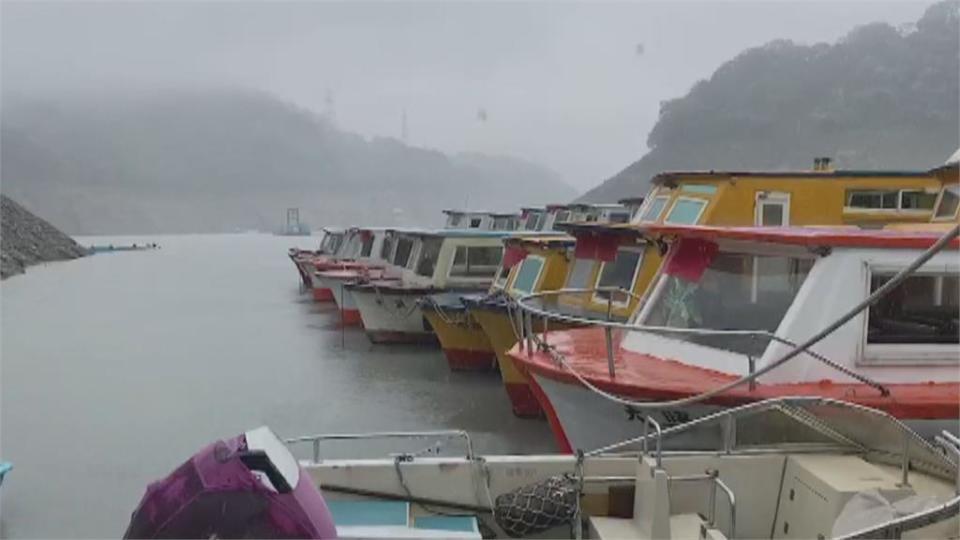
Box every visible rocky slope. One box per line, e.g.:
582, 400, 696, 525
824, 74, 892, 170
1, 195, 86, 278
580, 1, 960, 202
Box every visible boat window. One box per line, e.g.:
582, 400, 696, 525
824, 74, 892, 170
450, 246, 502, 278
512, 256, 544, 294
643, 252, 813, 357
664, 198, 707, 225
866, 272, 959, 346
638, 196, 669, 223
680, 184, 718, 195
565, 257, 596, 290
594, 249, 642, 304
900, 190, 938, 210
523, 212, 542, 231
846, 189, 937, 211
327, 235, 343, 254
492, 216, 514, 230
341, 235, 361, 258
393, 238, 414, 267
493, 264, 510, 289
379, 236, 394, 260
360, 235, 374, 257
607, 212, 630, 224
934, 186, 960, 220
469, 218, 482, 228
554, 210, 571, 224
415, 238, 443, 277
448, 214, 462, 228
758, 201, 787, 226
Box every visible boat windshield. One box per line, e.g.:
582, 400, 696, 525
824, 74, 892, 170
415, 238, 444, 277
642, 250, 814, 357
934, 185, 960, 221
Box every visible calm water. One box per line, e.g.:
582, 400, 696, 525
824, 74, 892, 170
0, 233, 555, 538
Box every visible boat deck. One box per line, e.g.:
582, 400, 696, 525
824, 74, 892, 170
511, 327, 959, 418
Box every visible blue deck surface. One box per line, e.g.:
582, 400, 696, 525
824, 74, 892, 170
326, 500, 408, 526
413, 515, 478, 532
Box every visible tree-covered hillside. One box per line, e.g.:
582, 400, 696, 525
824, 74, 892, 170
1, 89, 575, 234
581, 1, 959, 202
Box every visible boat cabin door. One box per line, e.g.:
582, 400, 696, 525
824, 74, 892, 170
752, 192, 791, 303
755, 191, 790, 226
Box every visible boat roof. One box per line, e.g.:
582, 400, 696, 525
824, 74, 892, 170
566, 203, 628, 211
638, 223, 960, 250
617, 196, 646, 206
555, 221, 639, 237
520, 206, 546, 212
418, 229, 515, 239
442, 209, 519, 218
321, 227, 347, 234
504, 233, 575, 249
652, 169, 933, 186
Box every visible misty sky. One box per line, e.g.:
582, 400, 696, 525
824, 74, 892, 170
1, 1, 933, 192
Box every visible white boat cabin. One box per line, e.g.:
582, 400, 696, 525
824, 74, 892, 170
627, 224, 959, 386
540, 203, 633, 231
318, 227, 346, 255
443, 210, 519, 231
378, 229, 508, 289
519, 207, 550, 231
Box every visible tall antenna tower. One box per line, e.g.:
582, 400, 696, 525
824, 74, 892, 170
401, 108, 409, 143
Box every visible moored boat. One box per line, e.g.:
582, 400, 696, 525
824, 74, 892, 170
349, 229, 508, 344
423, 206, 632, 376
511, 223, 960, 453
443, 209, 520, 231
314, 228, 401, 326
464, 234, 575, 415
289, 227, 346, 291
290, 397, 960, 539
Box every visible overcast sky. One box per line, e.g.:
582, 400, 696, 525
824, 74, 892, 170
1, 1, 933, 192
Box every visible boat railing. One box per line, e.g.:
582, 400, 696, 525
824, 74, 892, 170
669, 470, 736, 538
591, 397, 960, 489
511, 287, 889, 396
935, 430, 960, 494
284, 430, 476, 463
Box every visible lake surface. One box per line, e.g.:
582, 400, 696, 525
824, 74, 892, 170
0, 233, 555, 538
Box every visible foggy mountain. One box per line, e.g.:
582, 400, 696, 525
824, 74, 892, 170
580, 1, 960, 202
1, 89, 575, 234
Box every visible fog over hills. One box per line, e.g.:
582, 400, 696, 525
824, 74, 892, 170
581, 1, 960, 202
1, 90, 575, 234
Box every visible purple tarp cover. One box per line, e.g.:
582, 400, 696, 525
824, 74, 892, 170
124, 429, 337, 539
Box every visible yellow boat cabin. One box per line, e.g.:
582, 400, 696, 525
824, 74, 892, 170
549, 164, 944, 322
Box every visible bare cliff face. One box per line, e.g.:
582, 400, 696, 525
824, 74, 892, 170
1, 195, 86, 279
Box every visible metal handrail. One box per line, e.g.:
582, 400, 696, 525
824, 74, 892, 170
666, 471, 736, 538
712, 476, 736, 537
285, 430, 475, 463
514, 287, 889, 395
588, 397, 873, 456
640, 416, 663, 470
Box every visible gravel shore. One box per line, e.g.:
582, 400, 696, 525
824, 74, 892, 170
1, 195, 86, 279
